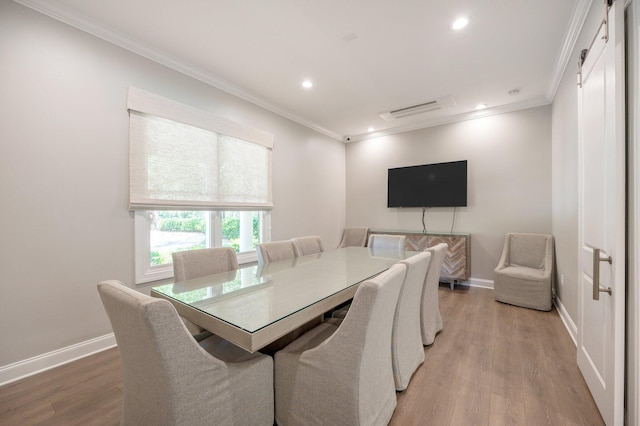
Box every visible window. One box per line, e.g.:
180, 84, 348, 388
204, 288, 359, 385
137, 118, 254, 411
128, 87, 274, 283
135, 210, 270, 283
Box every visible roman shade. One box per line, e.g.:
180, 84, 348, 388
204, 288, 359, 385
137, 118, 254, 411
127, 87, 274, 210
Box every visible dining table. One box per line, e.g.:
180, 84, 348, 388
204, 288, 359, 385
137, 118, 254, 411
151, 246, 419, 352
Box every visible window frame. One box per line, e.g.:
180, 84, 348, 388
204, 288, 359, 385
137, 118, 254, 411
134, 210, 271, 284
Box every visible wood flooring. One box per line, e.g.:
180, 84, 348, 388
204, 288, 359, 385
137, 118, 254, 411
0, 285, 603, 425
390, 286, 603, 426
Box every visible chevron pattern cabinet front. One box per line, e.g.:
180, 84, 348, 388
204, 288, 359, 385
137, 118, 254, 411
369, 231, 470, 284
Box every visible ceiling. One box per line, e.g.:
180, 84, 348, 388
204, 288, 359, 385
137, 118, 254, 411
18, 0, 590, 141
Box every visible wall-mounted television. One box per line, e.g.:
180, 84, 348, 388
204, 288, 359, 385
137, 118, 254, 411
387, 160, 467, 208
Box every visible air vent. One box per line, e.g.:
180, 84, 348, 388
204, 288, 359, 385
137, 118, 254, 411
379, 96, 456, 121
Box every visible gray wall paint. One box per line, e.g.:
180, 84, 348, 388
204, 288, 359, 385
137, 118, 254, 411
0, 2, 345, 366
345, 106, 552, 281
550, 49, 580, 324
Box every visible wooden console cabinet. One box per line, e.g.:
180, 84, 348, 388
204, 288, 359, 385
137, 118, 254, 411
368, 230, 470, 289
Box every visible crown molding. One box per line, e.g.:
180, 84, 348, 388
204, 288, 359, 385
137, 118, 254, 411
345, 97, 551, 142
546, 0, 594, 101
14, 0, 589, 143
13, 0, 344, 141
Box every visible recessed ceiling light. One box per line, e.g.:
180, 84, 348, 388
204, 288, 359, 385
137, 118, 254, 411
302, 80, 313, 89
452, 17, 469, 30
367, 127, 375, 132
475, 103, 487, 110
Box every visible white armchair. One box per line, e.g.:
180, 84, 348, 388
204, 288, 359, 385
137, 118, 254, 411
494, 233, 555, 311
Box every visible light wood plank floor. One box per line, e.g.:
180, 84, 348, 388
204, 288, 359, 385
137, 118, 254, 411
0, 286, 603, 425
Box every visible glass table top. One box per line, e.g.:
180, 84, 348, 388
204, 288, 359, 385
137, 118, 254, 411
152, 246, 418, 334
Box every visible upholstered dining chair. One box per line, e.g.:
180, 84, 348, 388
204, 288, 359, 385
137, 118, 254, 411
97, 280, 274, 426
494, 233, 555, 311
332, 235, 407, 320
172, 247, 239, 282
338, 227, 369, 248
291, 235, 325, 257
256, 256, 297, 276
256, 240, 297, 265
421, 243, 448, 345
393, 251, 431, 391
367, 233, 406, 251
172, 247, 239, 339
275, 263, 407, 426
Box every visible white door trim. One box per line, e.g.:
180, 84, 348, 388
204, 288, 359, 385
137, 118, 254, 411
626, 1, 640, 424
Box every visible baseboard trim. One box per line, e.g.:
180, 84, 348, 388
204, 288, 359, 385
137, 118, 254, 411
467, 277, 494, 289
0, 333, 116, 387
440, 277, 494, 290
554, 297, 577, 346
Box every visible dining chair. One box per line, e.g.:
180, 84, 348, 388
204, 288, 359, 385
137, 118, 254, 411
256, 256, 297, 276
97, 280, 274, 426
172, 247, 239, 340
332, 237, 406, 320
172, 247, 239, 281
367, 233, 406, 251
275, 263, 407, 426
393, 251, 431, 391
338, 227, 369, 248
421, 243, 448, 345
256, 240, 297, 265
291, 235, 325, 256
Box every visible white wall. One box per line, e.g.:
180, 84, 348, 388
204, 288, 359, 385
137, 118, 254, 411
345, 106, 552, 282
0, 1, 345, 369
550, 53, 580, 330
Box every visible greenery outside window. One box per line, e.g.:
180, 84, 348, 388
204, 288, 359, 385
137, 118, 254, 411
135, 210, 270, 283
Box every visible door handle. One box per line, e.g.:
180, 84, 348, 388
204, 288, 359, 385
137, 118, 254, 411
593, 248, 612, 300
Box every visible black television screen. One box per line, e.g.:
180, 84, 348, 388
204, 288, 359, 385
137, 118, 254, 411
387, 160, 467, 207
